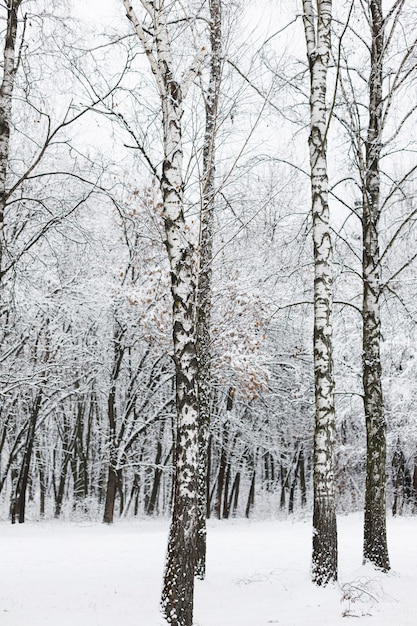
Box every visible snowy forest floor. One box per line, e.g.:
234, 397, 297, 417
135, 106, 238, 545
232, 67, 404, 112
0, 513, 416, 625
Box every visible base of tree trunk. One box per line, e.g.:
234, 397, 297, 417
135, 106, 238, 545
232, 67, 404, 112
312, 499, 338, 585
161, 501, 197, 626
363, 505, 390, 571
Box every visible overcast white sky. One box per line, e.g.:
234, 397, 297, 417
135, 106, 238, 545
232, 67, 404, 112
72, 0, 304, 54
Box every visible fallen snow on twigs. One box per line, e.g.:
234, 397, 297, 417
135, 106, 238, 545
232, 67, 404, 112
0, 513, 416, 625
340, 576, 387, 618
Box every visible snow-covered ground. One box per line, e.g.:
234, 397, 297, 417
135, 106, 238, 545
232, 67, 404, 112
1, 513, 416, 625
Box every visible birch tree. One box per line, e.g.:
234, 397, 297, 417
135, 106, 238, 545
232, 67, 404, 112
120, 2, 205, 624
302, 0, 338, 585
0, 0, 23, 275
361, 0, 390, 572
335, 0, 417, 570
359, 0, 415, 571
195, 0, 222, 580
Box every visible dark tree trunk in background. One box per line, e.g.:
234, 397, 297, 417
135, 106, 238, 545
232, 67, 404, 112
391, 441, 407, 517
11, 391, 41, 524
147, 440, 163, 516
103, 317, 125, 524
103, 461, 119, 524
245, 471, 255, 518
229, 472, 240, 515
206, 434, 212, 518
36, 450, 46, 517
299, 445, 307, 507
214, 422, 228, 519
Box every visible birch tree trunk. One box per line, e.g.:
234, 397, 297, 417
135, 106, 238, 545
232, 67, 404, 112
302, 0, 338, 586
160, 69, 199, 626
195, 0, 222, 581
362, 0, 389, 572
120, 3, 204, 624
0, 0, 23, 274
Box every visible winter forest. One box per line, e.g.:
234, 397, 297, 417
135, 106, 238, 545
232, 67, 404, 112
1, 0, 417, 624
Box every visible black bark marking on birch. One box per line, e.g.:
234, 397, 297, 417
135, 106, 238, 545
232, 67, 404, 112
168, 80, 181, 107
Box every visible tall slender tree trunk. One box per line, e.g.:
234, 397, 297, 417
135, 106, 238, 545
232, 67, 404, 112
103, 318, 125, 524
302, 0, 338, 585
195, 0, 222, 581
160, 74, 199, 626
362, 0, 389, 571
121, 4, 206, 623
0, 0, 22, 274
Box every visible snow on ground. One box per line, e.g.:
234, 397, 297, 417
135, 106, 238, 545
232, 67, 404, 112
0, 513, 416, 625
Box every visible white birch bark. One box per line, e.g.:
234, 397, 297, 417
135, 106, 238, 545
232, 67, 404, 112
362, 0, 389, 572
121, 2, 205, 624
302, 0, 338, 585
